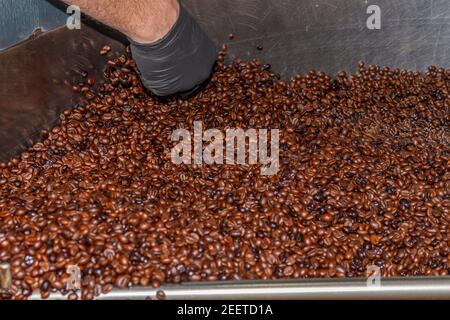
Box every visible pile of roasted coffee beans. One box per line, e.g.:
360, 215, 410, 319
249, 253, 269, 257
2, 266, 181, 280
0, 45, 448, 299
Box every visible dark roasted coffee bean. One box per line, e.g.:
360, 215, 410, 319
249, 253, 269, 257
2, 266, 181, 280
24, 255, 34, 267
0, 45, 447, 301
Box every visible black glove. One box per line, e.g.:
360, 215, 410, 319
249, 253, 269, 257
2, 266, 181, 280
129, 3, 218, 97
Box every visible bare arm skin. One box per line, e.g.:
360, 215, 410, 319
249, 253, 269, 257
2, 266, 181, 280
62, 0, 217, 96
63, 0, 180, 43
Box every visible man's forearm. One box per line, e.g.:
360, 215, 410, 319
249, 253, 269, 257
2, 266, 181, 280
63, 0, 179, 43
62, 0, 218, 97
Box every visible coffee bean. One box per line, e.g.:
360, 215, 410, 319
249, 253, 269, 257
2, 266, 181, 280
40, 280, 50, 292
313, 192, 324, 202
115, 275, 130, 289
0, 45, 447, 301
156, 290, 166, 300
24, 255, 34, 267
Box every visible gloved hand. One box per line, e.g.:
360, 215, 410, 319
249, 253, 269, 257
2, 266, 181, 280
129, 3, 218, 97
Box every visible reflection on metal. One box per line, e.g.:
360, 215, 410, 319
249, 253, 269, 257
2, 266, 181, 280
0, 0, 66, 50
0, 263, 12, 291
188, 0, 450, 76
29, 277, 450, 300
0, 24, 125, 162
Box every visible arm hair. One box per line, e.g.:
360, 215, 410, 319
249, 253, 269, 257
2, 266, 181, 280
63, 0, 179, 43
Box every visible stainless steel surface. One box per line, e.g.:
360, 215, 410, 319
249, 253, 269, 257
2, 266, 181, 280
0, 25, 125, 161
28, 277, 450, 300
189, 0, 450, 76
0, 0, 66, 50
